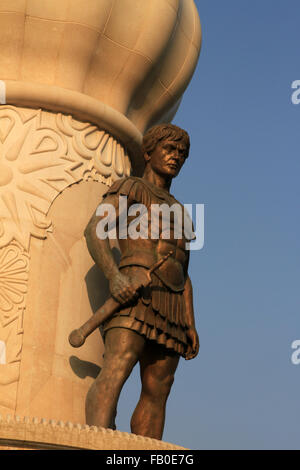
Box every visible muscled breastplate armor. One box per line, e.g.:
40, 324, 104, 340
103, 177, 195, 292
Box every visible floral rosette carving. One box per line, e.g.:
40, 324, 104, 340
0, 240, 27, 391
0, 241, 28, 327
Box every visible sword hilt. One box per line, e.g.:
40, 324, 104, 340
68, 251, 175, 348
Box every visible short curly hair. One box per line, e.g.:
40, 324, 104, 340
142, 123, 190, 159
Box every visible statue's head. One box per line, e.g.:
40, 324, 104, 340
142, 124, 190, 179
142, 124, 190, 159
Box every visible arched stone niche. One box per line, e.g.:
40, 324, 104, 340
15, 181, 109, 424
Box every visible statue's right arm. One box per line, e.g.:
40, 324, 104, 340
84, 208, 119, 282
84, 195, 138, 305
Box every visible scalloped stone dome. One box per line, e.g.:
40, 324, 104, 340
0, 0, 201, 137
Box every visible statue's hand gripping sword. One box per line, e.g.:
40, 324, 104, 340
68, 251, 174, 348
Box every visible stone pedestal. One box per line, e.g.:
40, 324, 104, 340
0, 415, 186, 450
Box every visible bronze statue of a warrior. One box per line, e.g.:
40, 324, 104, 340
81, 123, 199, 440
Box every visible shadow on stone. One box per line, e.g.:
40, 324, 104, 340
69, 355, 101, 379
84, 246, 121, 317
85, 264, 110, 313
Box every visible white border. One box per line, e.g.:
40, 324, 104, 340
0, 340, 6, 365
0, 80, 6, 104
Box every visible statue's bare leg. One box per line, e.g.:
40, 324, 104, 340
130, 342, 180, 440
85, 327, 145, 428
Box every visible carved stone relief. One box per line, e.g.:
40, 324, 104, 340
0, 240, 27, 410
0, 105, 131, 250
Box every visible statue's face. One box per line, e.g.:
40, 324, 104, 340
147, 139, 188, 179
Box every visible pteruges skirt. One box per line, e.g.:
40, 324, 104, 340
102, 267, 190, 358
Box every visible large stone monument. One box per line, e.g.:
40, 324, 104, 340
0, 0, 201, 450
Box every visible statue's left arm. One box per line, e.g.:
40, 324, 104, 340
184, 275, 200, 360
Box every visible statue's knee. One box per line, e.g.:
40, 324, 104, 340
143, 373, 175, 400
101, 350, 137, 383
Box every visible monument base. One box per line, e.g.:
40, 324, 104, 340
0, 415, 185, 450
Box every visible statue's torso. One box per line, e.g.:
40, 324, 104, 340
103, 177, 194, 292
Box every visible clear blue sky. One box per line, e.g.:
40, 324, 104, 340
117, 0, 300, 450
